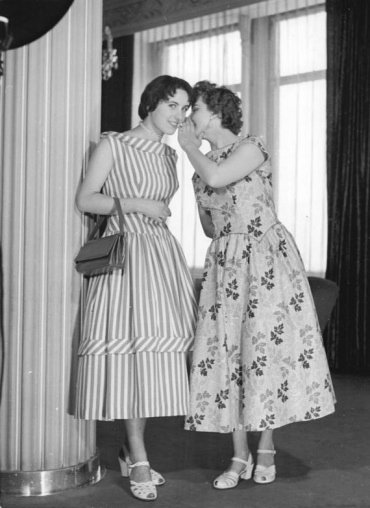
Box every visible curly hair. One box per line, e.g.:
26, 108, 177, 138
191, 80, 243, 135
138, 75, 192, 120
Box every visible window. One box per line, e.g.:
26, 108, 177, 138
164, 29, 242, 91
275, 9, 327, 275
133, 1, 327, 277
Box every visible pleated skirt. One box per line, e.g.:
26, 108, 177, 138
75, 351, 189, 420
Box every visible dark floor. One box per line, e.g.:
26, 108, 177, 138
2, 374, 370, 508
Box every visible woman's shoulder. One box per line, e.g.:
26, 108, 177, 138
100, 130, 120, 139
100, 131, 134, 144
99, 131, 125, 149
237, 135, 270, 161
206, 134, 269, 161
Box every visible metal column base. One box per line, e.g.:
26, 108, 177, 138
0, 454, 104, 496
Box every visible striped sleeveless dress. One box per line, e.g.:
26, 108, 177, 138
75, 132, 197, 420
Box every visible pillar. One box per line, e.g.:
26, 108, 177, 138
0, 0, 103, 496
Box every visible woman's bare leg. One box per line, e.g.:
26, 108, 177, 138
226, 430, 251, 474
257, 429, 275, 467
124, 418, 151, 483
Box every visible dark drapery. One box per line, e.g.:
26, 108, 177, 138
326, 0, 370, 373
101, 34, 134, 133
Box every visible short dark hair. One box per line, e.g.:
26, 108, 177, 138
191, 80, 243, 135
138, 75, 193, 120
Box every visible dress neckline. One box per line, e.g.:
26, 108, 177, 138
120, 131, 164, 146
102, 131, 176, 157
208, 136, 245, 155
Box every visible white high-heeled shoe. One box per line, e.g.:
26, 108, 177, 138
118, 448, 165, 486
127, 461, 157, 501
253, 449, 276, 484
213, 455, 254, 489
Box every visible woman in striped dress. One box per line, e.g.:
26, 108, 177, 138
75, 76, 197, 501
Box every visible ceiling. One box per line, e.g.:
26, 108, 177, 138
103, 0, 261, 37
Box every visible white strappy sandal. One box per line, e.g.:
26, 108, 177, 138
253, 449, 276, 484
213, 455, 254, 489
118, 447, 165, 486
126, 461, 157, 501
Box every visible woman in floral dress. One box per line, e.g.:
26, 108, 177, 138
178, 81, 336, 489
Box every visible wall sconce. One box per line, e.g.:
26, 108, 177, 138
102, 25, 118, 81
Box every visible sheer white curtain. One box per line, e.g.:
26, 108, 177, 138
132, 0, 327, 277
250, 3, 327, 276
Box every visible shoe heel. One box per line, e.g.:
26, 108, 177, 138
118, 455, 129, 477
240, 467, 253, 480
240, 456, 254, 480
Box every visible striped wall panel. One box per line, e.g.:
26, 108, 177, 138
0, 0, 102, 472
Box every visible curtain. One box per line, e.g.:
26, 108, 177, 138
325, 0, 370, 373
267, 8, 328, 276
132, 0, 327, 278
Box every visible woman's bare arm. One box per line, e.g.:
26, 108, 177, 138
178, 120, 264, 189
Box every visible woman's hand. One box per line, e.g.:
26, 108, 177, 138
178, 118, 201, 151
137, 199, 171, 221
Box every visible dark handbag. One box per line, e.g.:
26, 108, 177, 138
75, 197, 125, 276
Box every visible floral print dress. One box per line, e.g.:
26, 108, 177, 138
185, 136, 336, 433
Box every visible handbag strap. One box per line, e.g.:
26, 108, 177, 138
88, 196, 125, 241
113, 196, 125, 233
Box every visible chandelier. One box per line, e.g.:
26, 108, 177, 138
102, 25, 118, 81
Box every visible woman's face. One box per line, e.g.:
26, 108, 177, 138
190, 97, 215, 138
151, 88, 190, 135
